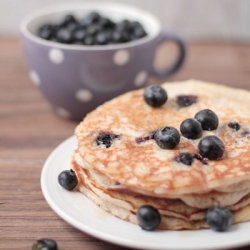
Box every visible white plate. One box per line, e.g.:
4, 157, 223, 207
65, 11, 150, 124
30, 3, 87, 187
41, 136, 250, 250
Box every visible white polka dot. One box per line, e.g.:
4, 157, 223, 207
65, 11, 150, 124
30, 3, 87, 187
49, 49, 64, 64
57, 108, 70, 118
29, 70, 41, 86
113, 50, 130, 66
75, 89, 93, 102
134, 70, 148, 87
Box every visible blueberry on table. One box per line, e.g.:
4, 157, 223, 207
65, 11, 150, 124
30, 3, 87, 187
180, 118, 203, 139
154, 126, 180, 149
136, 205, 161, 231
143, 85, 168, 107
58, 169, 78, 190
194, 109, 219, 131
32, 238, 57, 250
198, 135, 225, 160
205, 206, 232, 232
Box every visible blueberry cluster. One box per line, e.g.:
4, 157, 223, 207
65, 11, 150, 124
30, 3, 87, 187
143, 85, 225, 160
180, 109, 219, 140
153, 109, 224, 160
38, 12, 147, 45
180, 109, 225, 160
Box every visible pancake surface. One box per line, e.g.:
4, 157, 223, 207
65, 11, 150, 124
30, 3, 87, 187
72, 79, 250, 229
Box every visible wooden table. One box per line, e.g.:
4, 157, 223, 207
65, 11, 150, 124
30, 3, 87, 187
0, 38, 250, 250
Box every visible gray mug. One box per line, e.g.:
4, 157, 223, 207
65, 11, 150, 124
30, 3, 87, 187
20, 3, 186, 120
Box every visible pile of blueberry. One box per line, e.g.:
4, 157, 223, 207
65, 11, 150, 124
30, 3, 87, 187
38, 12, 147, 45
143, 85, 225, 161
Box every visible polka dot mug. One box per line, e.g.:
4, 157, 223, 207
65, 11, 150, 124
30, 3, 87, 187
20, 3, 186, 120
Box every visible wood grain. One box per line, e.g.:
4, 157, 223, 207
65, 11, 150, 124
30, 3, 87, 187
0, 38, 250, 250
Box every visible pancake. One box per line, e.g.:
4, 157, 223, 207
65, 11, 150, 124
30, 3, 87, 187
72, 156, 250, 230
72, 79, 250, 230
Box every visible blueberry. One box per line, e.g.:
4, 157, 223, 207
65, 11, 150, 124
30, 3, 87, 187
38, 24, 54, 40
143, 85, 168, 107
133, 27, 147, 38
58, 169, 78, 190
194, 109, 219, 131
154, 126, 180, 149
98, 17, 115, 29
88, 12, 101, 23
83, 36, 95, 45
66, 22, 78, 32
198, 136, 225, 160
79, 17, 93, 29
136, 205, 161, 231
32, 238, 57, 250
104, 30, 113, 42
73, 30, 86, 42
56, 28, 73, 43
130, 21, 143, 30
63, 14, 77, 26
228, 122, 241, 131
112, 31, 123, 43
86, 24, 100, 36
175, 153, 194, 166
205, 206, 232, 232
96, 132, 114, 148
39, 24, 52, 31
176, 95, 197, 107
96, 32, 109, 45
180, 118, 203, 139
116, 20, 130, 32
38, 29, 53, 40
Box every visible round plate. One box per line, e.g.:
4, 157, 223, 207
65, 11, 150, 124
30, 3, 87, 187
41, 136, 250, 250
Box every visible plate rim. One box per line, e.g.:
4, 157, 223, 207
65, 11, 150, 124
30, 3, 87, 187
41, 135, 250, 250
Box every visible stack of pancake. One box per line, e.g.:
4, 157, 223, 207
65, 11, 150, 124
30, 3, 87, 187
71, 80, 250, 230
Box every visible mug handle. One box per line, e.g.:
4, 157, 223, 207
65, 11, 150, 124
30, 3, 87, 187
151, 32, 186, 78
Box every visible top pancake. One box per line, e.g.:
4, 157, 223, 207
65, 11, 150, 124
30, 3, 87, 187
75, 80, 250, 196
